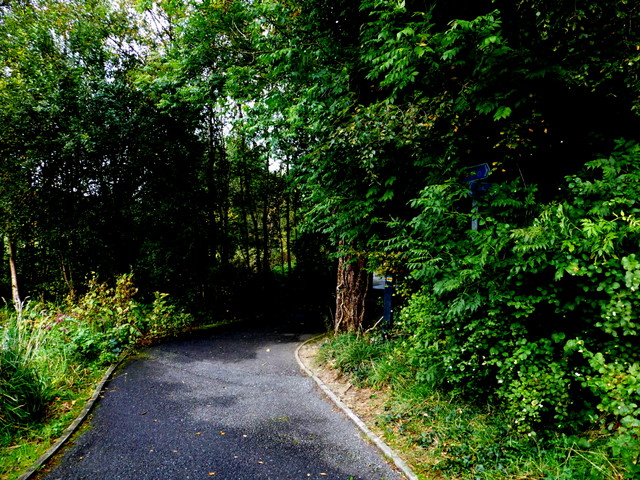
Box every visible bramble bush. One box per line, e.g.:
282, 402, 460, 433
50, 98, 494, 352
391, 140, 640, 474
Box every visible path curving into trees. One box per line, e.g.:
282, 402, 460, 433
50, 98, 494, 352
38, 325, 405, 480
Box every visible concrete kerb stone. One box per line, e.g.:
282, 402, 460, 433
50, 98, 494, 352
295, 335, 420, 480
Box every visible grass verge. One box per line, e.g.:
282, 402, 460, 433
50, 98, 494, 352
0, 366, 107, 480
316, 333, 630, 480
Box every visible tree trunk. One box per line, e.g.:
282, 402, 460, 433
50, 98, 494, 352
60, 255, 76, 299
6, 236, 22, 313
334, 245, 368, 333
285, 162, 293, 276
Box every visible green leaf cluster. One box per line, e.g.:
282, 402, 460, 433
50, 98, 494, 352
394, 141, 640, 468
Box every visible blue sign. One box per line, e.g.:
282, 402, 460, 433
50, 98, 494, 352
464, 163, 492, 231
464, 163, 491, 183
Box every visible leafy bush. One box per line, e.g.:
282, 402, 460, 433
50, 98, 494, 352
387, 140, 640, 475
320, 332, 627, 479
0, 274, 193, 442
52, 273, 192, 364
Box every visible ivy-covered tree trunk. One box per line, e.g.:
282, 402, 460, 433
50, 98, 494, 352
334, 244, 369, 333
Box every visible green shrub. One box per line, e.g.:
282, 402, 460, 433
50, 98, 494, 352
320, 332, 628, 479
0, 273, 193, 444
57, 273, 192, 364
385, 139, 640, 477
143, 291, 191, 340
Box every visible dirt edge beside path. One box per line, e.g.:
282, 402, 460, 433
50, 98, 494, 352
297, 339, 387, 426
296, 337, 419, 480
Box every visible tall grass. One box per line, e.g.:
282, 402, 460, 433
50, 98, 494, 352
0, 307, 74, 442
2, 316, 47, 437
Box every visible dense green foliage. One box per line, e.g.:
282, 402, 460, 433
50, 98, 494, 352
2, 0, 640, 476
1, 0, 311, 315
232, 0, 639, 475
0, 0, 206, 302
320, 334, 629, 479
390, 142, 640, 475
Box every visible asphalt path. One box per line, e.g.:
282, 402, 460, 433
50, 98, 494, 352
40, 325, 405, 480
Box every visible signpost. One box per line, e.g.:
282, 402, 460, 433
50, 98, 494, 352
464, 163, 491, 230
382, 275, 393, 331
371, 273, 393, 331
372, 273, 394, 332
